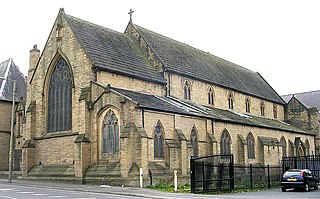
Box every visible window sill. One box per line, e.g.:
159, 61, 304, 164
34, 131, 78, 140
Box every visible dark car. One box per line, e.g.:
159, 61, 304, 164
281, 169, 319, 192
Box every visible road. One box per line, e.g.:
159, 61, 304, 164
0, 180, 319, 199
0, 183, 141, 199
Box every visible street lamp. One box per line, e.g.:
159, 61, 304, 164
0, 77, 16, 183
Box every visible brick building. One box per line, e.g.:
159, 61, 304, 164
0, 58, 26, 171
21, 9, 316, 185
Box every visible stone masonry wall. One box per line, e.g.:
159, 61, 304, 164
169, 74, 285, 121
24, 13, 95, 166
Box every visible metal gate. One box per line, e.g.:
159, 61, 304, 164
190, 154, 234, 193
282, 155, 320, 179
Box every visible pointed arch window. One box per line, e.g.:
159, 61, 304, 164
208, 87, 214, 105
184, 81, 191, 100
247, 133, 255, 159
190, 126, 198, 158
305, 139, 310, 156
48, 57, 72, 132
220, 130, 231, 155
245, 97, 251, 113
102, 110, 119, 155
228, 92, 234, 109
154, 121, 164, 159
273, 104, 278, 119
280, 136, 287, 157
260, 101, 265, 116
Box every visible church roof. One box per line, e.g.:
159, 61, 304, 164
110, 87, 314, 136
132, 24, 284, 104
282, 91, 320, 110
0, 58, 26, 102
64, 13, 166, 85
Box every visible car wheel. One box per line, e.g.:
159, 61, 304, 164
281, 187, 286, 192
305, 183, 309, 192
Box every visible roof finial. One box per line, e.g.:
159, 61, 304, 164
128, 9, 134, 22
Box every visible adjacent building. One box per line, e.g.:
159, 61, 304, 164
0, 58, 26, 171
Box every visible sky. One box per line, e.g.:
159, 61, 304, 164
0, 0, 319, 95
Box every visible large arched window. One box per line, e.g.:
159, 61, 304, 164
102, 110, 119, 155
208, 87, 214, 105
220, 130, 231, 155
154, 121, 164, 159
48, 57, 72, 132
247, 132, 255, 159
245, 97, 251, 113
190, 126, 198, 158
228, 92, 234, 109
280, 136, 287, 157
184, 81, 191, 100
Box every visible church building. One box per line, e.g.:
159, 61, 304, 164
21, 9, 316, 185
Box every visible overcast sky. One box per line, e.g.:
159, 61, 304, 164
0, 0, 319, 95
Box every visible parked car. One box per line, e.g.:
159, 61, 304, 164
281, 169, 319, 192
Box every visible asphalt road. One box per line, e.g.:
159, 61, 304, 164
0, 180, 319, 199
0, 183, 142, 199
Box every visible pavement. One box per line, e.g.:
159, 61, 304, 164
0, 178, 238, 199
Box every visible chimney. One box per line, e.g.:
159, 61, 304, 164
28, 44, 40, 77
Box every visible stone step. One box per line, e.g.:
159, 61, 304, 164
27, 164, 75, 177
84, 161, 121, 178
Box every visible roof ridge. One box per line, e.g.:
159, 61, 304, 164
65, 13, 123, 35
132, 23, 256, 74
282, 90, 320, 97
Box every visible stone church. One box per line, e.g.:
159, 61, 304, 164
21, 9, 316, 185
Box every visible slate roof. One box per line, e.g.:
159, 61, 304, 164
132, 24, 284, 104
110, 86, 314, 136
63, 13, 166, 85
0, 58, 26, 102
282, 91, 320, 110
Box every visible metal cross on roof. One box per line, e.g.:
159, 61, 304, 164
128, 9, 134, 22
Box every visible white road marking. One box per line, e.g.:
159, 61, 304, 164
0, 189, 12, 191
16, 191, 35, 194
32, 193, 49, 196
0, 196, 17, 199
48, 196, 68, 198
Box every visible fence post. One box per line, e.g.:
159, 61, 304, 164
229, 159, 234, 190
190, 157, 195, 193
267, 164, 271, 189
140, 168, 143, 188
250, 163, 253, 190
202, 161, 206, 191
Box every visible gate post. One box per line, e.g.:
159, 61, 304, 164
267, 164, 271, 189
190, 156, 195, 193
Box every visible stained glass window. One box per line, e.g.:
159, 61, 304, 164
247, 133, 255, 159
154, 121, 164, 159
48, 57, 72, 132
220, 130, 231, 155
190, 127, 198, 158
280, 136, 286, 157
102, 110, 119, 155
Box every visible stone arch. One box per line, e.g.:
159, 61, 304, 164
184, 80, 191, 100
247, 132, 255, 159
207, 86, 214, 105
305, 139, 310, 155
153, 120, 165, 159
220, 129, 231, 155
190, 125, 198, 158
101, 109, 120, 159
280, 136, 287, 157
45, 55, 73, 133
